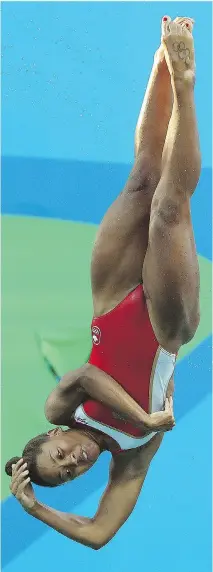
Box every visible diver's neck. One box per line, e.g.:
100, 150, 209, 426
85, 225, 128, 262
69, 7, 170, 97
76, 424, 118, 454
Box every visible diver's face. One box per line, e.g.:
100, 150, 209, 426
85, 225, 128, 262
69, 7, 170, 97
37, 428, 101, 486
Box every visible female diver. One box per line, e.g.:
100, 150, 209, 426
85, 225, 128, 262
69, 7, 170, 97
6, 16, 200, 550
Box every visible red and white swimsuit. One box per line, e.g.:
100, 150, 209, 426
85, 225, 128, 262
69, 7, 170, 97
74, 285, 176, 451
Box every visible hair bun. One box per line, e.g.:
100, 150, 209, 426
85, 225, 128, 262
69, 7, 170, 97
5, 456, 21, 476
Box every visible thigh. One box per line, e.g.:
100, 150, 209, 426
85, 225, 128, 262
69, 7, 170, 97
142, 197, 200, 351
91, 156, 159, 313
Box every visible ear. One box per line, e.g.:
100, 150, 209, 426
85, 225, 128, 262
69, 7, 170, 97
47, 427, 62, 438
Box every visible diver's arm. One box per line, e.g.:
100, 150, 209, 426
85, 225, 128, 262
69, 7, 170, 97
45, 367, 87, 425
45, 365, 175, 432
29, 473, 146, 549
80, 365, 152, 429
81, 367, 175, 432
45, 364, 152, 429
10, 435, 163, 549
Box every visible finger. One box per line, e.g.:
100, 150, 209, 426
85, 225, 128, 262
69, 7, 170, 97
12, 458, 24, 475
11, 470, 29, 494
12, 469, 29, 487
169, 396, 174, 411
16, 477, 31, 499
11, 463, 28, 488
13, 462, 28, 480
164, 398, 169, 410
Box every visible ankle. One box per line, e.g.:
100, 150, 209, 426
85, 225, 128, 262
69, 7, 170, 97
172, 72, 195, 95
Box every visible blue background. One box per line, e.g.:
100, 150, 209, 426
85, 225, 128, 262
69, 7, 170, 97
2, 2, 212, 571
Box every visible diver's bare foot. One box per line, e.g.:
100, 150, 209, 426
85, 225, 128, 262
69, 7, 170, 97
161, 16, 195, 85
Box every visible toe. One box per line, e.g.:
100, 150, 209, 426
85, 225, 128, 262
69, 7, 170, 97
182, 22, 193, 37
161, 15, 171, 37
174, 17, 194, 33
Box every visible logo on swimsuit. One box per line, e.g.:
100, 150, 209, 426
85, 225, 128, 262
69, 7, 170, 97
92, 326, 101, 345
75, 416, 88, 425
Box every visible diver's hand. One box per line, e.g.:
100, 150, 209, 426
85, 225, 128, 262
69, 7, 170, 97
149, 397, 175, 432
10, 459, 37, 512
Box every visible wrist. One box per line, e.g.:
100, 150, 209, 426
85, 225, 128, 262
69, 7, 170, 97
26, 499, 41, 516
141, 413, 153, 430
146, 414, 156, 430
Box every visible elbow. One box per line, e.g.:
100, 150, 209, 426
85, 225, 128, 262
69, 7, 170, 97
84, 536, 109, 551
45, 411, 55, 425
44, 399, 57, 424
91, 531, 115, 550
44, 405, 53, 423
91, 542, 103, 551
86, 528, 113, 550
72, 537, 108, 551
91, 539, 110, 551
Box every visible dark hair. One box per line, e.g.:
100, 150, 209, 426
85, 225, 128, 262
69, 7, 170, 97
5, 432, 55, 487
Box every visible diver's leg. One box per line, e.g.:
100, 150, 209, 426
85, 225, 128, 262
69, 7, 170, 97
142, 17, 201, 352
91, 42, 172, 315
134, 44, 172, 159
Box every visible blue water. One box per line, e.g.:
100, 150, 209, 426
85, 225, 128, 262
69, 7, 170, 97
2, 2, 212, 571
